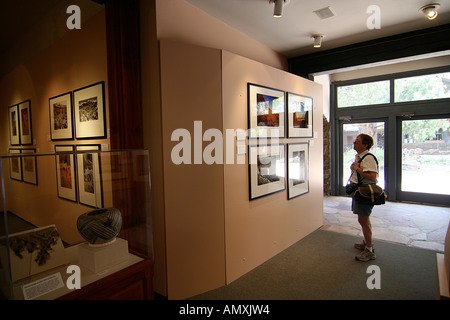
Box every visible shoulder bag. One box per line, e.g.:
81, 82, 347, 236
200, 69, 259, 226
347, 153, 387, 205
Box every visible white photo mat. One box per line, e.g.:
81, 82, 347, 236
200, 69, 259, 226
287, 142, 310, 199
287, 93, 313, 138
249, 144, 286, 200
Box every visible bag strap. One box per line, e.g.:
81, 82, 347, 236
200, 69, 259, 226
368, 184, 375, 202
347, 152, 378, 185
346, 153, 379, 186
355, 153, 378, 185
359, 153, 378, 166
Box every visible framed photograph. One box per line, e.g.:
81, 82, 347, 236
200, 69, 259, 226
248, 144, 285, 200
55, 145, 77, 202
287, 93, 313, 138
76, 144, 103, 208
248, 83, 285, 139
9, 148, 22, 181
18, 100, 33, 145
73, 81, 106, 139
287, 143, 309, 199
22, 148, 38, 185
8, 105, 20, 146
49, 92, 74, 140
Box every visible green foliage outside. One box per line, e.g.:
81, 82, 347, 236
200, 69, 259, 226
395, 73, 450, 102
403, 119, 450, 143
338, 81, 389, 108
337, 72, 450, 108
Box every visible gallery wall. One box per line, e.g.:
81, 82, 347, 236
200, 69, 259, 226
160, 40, 226, 301
142, 0, 292, 297
222, 51, 324, 284
159, 39, 323, 299
140, 0, 323, 299
0, 10, 109, 244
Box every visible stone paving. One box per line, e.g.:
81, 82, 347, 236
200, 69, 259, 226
322, 196, 450, 253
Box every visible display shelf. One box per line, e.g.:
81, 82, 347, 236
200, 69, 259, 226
0, 149, 153, 300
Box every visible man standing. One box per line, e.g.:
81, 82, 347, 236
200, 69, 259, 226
350, 134, 378, 262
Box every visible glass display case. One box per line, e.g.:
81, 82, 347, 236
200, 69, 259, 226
0, 149, 153, 300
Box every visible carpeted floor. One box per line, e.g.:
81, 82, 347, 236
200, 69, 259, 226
0, 211, 36, 236
190, 229, 437, 300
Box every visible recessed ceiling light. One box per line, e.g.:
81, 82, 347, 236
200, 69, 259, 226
313, 6, 336, 20
419, 3, 440, 20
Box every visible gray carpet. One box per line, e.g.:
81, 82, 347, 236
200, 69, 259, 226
190, 229, 438, 300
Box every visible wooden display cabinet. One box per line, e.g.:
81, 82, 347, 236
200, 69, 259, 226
59, 257, 154, 300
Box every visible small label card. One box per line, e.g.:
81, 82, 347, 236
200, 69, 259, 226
22, 273, 64, 300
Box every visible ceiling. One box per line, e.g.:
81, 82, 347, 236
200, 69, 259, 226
185, 0, 450, 58
0, 0, 449, 72
0, 0, 103, 77
0, 0, 61, 56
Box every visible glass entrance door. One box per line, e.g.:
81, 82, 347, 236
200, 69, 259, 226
341, 121, 385, 191
333, 67, 450, 204
400, 117, 450, 199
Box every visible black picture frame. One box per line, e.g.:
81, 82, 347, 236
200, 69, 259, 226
73, 81, 106, 139
8, 105, 20, 146
49, 91, 74, 141
18, 100, 33, 145
8, 148, 22, 181
22, 148, 38, 185
54, 145, 77, 202
76, 144, 103, 208
287, 92, 313, 138
248, 144, 286, 200
248, 83, 285, 139
287, 142, 310, 199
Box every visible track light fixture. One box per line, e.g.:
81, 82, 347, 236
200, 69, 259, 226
269, 0, 290, 18
274, 0, 283, 17
312, 34, 324, 48
419, 3, 440, 20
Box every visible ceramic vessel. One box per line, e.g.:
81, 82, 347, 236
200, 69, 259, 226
77, 207, 122, 246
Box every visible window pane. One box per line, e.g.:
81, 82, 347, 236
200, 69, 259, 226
337, 81, 390, 108
342, 122, 385, 189
395, 73, 450, 102
401, 118, 450, 195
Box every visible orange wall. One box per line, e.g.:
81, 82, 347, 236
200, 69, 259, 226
0, 11, 109, 244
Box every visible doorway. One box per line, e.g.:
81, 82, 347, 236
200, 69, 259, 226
339, 121, 386, 193
332, 66, 450, 206
397, 116, 450, 204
